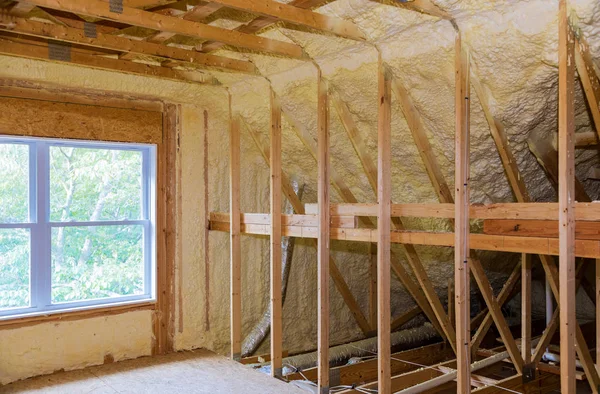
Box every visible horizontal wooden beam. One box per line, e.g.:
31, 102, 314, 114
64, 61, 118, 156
304, 202, 600, 221
369, 0, 454, 20
208, 0, 365, 40
209, 213, 600, 258
210, 212, 358, 228
0, 34, 219, 84
0, 16, 258, 74
23, 0, 306, 58
484, 219, 600, 240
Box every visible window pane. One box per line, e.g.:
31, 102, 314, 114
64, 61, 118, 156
50, 147, 143, 222
0, 144, 29, 223
0, 229, 30, 309
51, 225, 144, 303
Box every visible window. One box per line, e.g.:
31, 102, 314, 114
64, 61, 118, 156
0, 137, 156, 318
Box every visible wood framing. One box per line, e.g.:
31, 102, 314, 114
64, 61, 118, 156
207, 0, 365, 40
229, 109, 241, 361
317, 72, 330, 394
454, 32, 470, 394
0, 16, 258, 74
574, 27, 600, 138
269, 88, 283, 378
521, 253, 531, 364
377, 53, 392, 394
22, 0, 305, 58
558, 0, 576, 392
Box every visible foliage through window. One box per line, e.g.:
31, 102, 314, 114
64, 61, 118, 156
0, 137, 156, 318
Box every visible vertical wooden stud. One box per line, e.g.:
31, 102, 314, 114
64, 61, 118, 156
597, 259, 600, 375
521, 253, 532, 364
317, 72, 330, 394
558, 0, 576, 392
377, 53, 392, 394
270, 88, 283, 378
455, 33, 471, 394
229, 108, 242, 361
448, 278, 455, 329
369, 244, 378, 330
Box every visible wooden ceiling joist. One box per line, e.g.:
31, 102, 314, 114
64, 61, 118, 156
21, 0, 306, 58
0, 34, 219, 84
8, 1, 35, 16
0, 16, 258, 73
370, 0, 453, 21
201, 0, 330, 53
145, 2, 223, 44
207, 0, 365, 41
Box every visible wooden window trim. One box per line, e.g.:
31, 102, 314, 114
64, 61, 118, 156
0, 79, 177, 356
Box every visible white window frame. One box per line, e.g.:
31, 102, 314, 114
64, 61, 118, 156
0, 136, 156, 319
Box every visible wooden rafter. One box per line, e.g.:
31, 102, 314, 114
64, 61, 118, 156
573, 26, 600, 137
22, 0, 305, 58
0, 16, 258, 74
201, 0, 330, 53
8, 1, 35, 16
0, 34, 219, 84
369, 0, 453, 21
145, 3, 223, 43
229, 110, 241, 361
207, 0, 365, 40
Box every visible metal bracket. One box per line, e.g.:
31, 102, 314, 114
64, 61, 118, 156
48, 41, 71, 62
83, 21, 97, 38
522, 364, 536, 384
109, 0, 123, 14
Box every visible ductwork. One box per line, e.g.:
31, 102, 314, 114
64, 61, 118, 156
241, 181, 304, 357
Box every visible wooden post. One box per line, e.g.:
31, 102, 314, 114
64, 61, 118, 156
377, 53, 392, 394
317, 72, 330, 394
558, 0, 576, 392
597, 259, 600, 375
521, 253, 532, 365
230, 109, 242, 361
455, 33, 471, 394
270, 88, 283, 378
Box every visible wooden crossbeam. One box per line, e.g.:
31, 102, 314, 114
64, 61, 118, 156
8, 2, 36, 16
269, 89, 283, 379
146, 3, 223, 43
0, 16, 258, 74
484, 218, 600, 240
377, 53, 392, 394
0, 34, 218, 84
207, 0, 365, 40
201, 0, 329, 53
317, 72, 330, 394
23, 0, 305, 58
242, 118, 372, 336
229, 110, 241, 361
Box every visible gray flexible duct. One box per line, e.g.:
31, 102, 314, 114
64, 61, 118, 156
252, 323, 439, 375
241, 181, 304, 357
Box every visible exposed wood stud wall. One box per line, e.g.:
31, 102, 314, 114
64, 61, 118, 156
558, 0, 576, 392
269, 88, 283, 379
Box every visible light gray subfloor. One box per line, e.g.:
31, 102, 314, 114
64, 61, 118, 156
0, 349, 307, 394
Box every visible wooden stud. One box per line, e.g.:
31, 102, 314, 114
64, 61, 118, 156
207, 0, 365, 40
521, 253, 531, 364
369, 244, 378, 330
0, 16, 258, 74
23, 0, 305, 58
317, 73, 330, 394
203, 109, 211, 332
229, 109, 241, 361
455, 33, 470, 394
558, 0, 576, 392
448, 278, 455, 329
597, 259, 600, 375
269, 88, 283, 379
377, 53, 392, 394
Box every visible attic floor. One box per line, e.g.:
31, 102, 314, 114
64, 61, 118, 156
0, 349, 305, 394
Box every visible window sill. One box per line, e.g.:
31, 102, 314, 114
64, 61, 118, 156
0, 300, 156, 330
